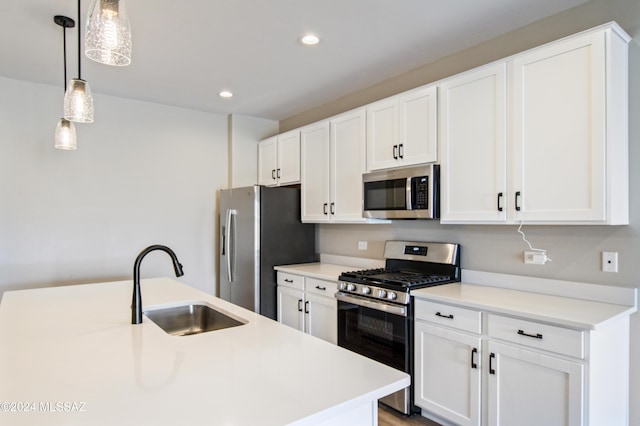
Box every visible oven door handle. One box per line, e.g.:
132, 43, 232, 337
335, 292, 407, 317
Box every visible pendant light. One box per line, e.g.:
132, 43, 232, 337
64, 0, 95, 123
85, 0, 132, 66
54, 15, 78, 150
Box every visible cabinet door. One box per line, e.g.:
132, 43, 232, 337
487, 341, 584, 426
277, 130, 301, 185
366, 97, 398, 171
258, 136, 278, 186
331, 109, 367, 223
511, 31, 606, 222
439, 63, 507, 223
305, 292, 337, 344
301, 121, 331, 222
398, 85, 438, 166
277, 285, 304, 332
415, 322, 481, 426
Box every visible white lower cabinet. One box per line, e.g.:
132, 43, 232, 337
277, 272, 337, 344
305, 291, 337, 344
277, 285, 305, 331
487, 340, 584, 426
415, 321, 481, 426
415, 298, 631, 426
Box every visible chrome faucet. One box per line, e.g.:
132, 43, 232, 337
132, 244, 184, 324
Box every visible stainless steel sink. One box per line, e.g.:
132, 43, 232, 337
144, 303, 246, 336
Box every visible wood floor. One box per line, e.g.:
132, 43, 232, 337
378, 403, 442, 426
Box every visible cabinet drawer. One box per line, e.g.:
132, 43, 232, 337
487, 314, 584, 359
277, 272, 304, 290
305, 278, 337, 297
415, 300, 482, 334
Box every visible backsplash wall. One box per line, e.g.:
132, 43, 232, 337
317, 221, 638, 288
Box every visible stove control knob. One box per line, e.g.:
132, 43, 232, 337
347, 283, 356, 292
362, 287, 371, 295
387, 292, 397, 300
339, 283, 346, 291
377, 289, 387, 299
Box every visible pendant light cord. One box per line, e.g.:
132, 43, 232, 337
77, 0, 82, 79
63, 25, 68, 91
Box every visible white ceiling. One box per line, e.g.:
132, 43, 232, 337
1, 0, 590, 121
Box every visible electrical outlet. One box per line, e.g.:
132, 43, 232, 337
602, 252, 619, 273
358, 241, 368, 250
524, 250, 548, 265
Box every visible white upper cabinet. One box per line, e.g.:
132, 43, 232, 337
330, 109, 368, 222
440, 62, 508, 223
367, 85, 437, 171
300, 121, 331, 222
257, 136, 278, 186
510, 26, 627, 224
258, 130, 300, 187
301, 109, 371, 223
440, 22, 630, 224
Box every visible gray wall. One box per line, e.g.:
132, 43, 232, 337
281, 0, 640, 422
0, 77, 228, 295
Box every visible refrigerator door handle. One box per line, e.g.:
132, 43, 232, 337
225, 209, 237, 283
221, 226, 226, 255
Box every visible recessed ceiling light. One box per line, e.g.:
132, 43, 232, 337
301, 34, 320, 46
219, 90, 233, 98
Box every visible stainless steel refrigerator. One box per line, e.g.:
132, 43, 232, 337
219, 185, 316, 320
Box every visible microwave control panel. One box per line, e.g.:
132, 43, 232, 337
412, 176, 429, 209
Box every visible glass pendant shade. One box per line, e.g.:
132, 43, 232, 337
85, 0, 132, 66
64, 78, 94, 123
55, 118, 78, 150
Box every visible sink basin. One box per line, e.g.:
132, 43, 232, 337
144, 303, 246, 336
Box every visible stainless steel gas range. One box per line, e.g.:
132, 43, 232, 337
336, 241, 461, 415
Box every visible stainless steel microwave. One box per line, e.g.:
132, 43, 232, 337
362, 164, 440, 219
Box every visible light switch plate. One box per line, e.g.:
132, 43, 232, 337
358, 241, 368, 250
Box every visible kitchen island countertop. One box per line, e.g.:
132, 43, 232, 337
0, 278, 408, 425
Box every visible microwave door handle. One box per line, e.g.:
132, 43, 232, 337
406, 177, 413, 210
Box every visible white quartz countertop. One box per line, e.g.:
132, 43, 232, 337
0, 278, 408, 425
412, 282, 637, 330
274, 262, 358, 281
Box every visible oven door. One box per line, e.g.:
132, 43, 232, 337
336, 292, 413, 414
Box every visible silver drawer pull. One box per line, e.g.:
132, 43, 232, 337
517, 329, 543, 339
315, 285, 326, 291
435, 311, 454, 319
